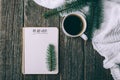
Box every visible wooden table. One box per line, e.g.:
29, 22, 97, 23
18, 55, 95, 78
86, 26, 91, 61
0, 0, 114, 80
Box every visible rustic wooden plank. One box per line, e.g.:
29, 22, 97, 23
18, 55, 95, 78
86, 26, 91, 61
0, 1, 7, 79
12, 0, 24, 79
24, 0, 60, 27
0, 0, 24, 80
84, 42, 113, 80
59, 35, 84, 80
0, 0, 5, 80
23, 75, 39, 80
24, 0, 60, 80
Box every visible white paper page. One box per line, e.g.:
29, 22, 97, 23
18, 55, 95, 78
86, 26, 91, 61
22, 27, 58, 74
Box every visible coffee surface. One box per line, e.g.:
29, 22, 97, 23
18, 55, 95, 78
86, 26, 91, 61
63, 15, 83, 35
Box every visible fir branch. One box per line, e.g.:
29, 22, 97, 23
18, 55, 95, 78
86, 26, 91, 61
43, 0, 104, 40
85, 0, 104, 39
46, 44, 56, 71
43, 0, 86, 18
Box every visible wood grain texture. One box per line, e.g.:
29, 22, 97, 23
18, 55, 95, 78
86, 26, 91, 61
0, 0, 114, 80
59, 37, 84, 80
0, 0, 24, 80
0, 0, 4, 79
59, 15, 85, 79
84, 42, 113, 80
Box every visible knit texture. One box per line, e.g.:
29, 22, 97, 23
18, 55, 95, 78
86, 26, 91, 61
92, 0, 120, 79
92, 0, 120, 69
110, 65, 120, 80
33, 0, 65, 9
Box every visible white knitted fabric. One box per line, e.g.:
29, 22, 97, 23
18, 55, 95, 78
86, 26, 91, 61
33, 0, 65, 9
110, 65, 120, 80
92, 0, 120, 80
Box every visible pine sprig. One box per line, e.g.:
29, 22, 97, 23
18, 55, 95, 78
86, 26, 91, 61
43, 0, 104, 40
85, 0, 103, 39
46, 44, 56, 71
43, 0, 86, 18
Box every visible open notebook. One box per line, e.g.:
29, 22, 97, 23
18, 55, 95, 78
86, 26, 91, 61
22, 27, 59, 74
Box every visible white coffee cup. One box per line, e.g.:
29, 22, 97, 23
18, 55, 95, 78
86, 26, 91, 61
62, 11, 88, 40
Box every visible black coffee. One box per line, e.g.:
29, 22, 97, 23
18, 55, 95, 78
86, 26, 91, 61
63, 14, 84, 35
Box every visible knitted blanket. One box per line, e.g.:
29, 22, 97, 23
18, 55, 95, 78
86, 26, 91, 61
33, 0, 65, 9
92, 0, 120, 80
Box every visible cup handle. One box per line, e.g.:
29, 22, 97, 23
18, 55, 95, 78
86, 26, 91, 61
80, 34, 88, 41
